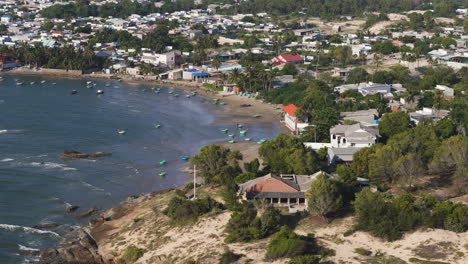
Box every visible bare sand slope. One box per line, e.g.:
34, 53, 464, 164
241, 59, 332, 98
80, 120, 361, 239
296, 216, 468, 264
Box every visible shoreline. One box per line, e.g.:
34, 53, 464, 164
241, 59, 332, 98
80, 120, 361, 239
7, 69, 290, 263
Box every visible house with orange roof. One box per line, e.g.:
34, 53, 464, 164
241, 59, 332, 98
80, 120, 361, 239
282, 104, 309, 135
237, 172, 337, 211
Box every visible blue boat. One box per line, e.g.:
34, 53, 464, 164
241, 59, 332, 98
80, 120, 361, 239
181, 157, 190, 161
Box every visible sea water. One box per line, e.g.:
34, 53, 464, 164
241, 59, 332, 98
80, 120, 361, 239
0, 75, 280, 263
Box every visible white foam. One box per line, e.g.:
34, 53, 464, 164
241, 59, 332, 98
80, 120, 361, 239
1, 158, 14, 162
18, 244, 39, 252
0, 224, 59, 237
82, 181, 106, 192
29, 162, 76, 171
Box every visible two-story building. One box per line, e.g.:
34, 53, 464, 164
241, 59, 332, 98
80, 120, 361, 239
282, 104, 309, 135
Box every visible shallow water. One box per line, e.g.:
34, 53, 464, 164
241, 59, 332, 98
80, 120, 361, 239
0, 75, 280, 263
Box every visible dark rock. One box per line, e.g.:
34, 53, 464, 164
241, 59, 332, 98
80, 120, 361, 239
63, 149, 111, 159
75, 207, 99, 219
66, 205, 79, 213
37, 229, 105, 264
33, 223, 61, 230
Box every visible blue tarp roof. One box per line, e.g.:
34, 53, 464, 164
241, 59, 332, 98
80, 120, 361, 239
193, 72, 209, 77
185, 68, 198, 72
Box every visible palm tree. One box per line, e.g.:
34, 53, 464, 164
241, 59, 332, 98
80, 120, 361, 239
228, 68, 242, 85
212, 56, 221, 70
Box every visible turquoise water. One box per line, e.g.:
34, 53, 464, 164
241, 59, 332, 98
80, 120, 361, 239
0, 76, 280, 263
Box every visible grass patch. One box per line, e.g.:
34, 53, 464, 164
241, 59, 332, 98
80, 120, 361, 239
409, 258, 450, 264
355, 248, 372, 256
219, 250, 242, 264
117, 245, 145, 264
413, 242, 454, 259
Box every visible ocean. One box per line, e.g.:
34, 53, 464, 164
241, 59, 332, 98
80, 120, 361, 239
0, 75, 280, 263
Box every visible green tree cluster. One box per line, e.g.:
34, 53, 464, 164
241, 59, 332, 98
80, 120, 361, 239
354, 189, 468, 241
224, 204, 282, 243
164, 196, 223, 223
190, 144, 242, 184
259, 134, 318, 174
265, 226, 318, 260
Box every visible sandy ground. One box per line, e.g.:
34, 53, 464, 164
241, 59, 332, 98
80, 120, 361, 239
296, 216, 468, 264
307, 17, 366, 34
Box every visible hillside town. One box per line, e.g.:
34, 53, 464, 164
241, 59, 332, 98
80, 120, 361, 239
1, 1, 467, 264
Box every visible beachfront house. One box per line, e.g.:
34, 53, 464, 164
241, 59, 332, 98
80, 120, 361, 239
237, 171, 336, 212
282, 104, 309, 135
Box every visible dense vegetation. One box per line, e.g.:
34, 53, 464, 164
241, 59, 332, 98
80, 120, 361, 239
117, 245, 145, 264
224, 204, 282, 243
0, 44, 105, 71
354, 189, 468, 241
40, 0, 160, 19
164, 195, 224, 223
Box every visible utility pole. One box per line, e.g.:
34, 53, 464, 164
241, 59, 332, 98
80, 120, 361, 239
193, 165, 196, 199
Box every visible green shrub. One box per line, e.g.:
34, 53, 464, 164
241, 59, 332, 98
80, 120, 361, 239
203, 83, 223, 91
288, 255, 321, 264
219, 250, 241, 264
354, 247, 372, 256
409, 258, 450, 264
343, 229, 355, 237
265, 226, 317, 260
117, 245, 145, 264
224, 204, 282, 243
163, 196, 223, 223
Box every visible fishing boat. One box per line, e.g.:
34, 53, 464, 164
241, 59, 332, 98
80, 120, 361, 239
168, 90, 174, 94
257, 139, 267, 144
240, 130, 247, 135
244, 138, 251, 141
16, 82, 23, 86
70, 90, 78, 95
211, 101, 218, 105
219, 102, 226, 105
174, 94, 179, 97
181, 157, 190, 161
96, 90, 104, 94
118, 79, 122, 82
253, 114, 261, 118
185, 94, 191, 98
237, 124, 243, 129
228, 134, 235, 137
41, 80, 46, 84
154, 124, 161, 128
190, 92, 197, 96
52, 83, 57, 85
159, 160, 167, 165
159, 172, 167, 177
86, 85, 93, 89
221, 129, 229, 133
86, 81, 92, 85
155, 91, 160, 94
117, 129, 126, 135
228, 139, 236, 143
151, 87, 156, 90
273, 107, 281, 110
105, 84, 111, 87
30, 82, 35, 85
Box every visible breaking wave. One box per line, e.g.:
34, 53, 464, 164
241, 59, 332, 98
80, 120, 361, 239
0, 224, 59, 237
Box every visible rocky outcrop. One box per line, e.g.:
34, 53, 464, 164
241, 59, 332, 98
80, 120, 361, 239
63, 149, 111, 159
32, 223, 61, 230
66, 205, 80, 213
36, 229, 106, 264
75, 207, 99, 218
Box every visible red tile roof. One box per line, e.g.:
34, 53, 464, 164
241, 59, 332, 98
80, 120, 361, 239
282, 104, 299, 116
247, 177, 300, 193
280, 54, 304, 62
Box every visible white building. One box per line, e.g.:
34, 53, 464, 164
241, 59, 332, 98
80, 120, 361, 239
282, 104, 309, 135
141, 50, 181, 68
